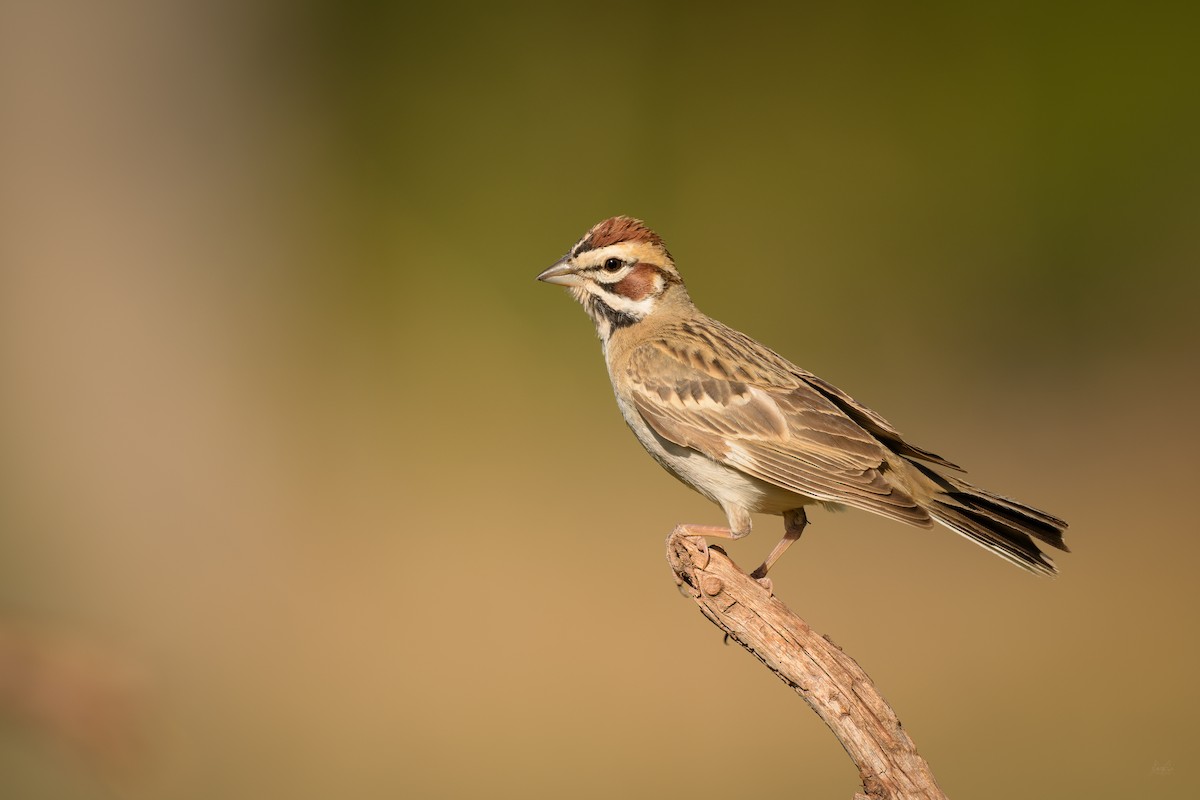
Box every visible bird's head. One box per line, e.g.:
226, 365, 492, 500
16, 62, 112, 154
537, 216, 688, 340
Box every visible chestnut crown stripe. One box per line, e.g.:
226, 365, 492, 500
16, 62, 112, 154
574, 216, 674, 262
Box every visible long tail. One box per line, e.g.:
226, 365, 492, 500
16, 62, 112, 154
913, 464, 1069, 575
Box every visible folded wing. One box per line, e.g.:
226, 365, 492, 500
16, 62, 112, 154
624, 322, 933, 527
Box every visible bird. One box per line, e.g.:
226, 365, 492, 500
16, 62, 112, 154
537, 216, 1068, 583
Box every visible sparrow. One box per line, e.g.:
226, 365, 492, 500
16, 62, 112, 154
537, 216, 1068, 581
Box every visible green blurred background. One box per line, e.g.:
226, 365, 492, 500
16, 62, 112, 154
2, 1, 1197, 798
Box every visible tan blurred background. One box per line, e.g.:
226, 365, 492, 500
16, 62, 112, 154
1, 1, 1197, 798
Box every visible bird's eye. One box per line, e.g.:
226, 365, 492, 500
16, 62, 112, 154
603, 258, 624, 272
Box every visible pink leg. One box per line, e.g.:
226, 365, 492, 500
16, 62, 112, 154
672, 523, 740, 540
750, 508, 809, 583
668, 523, 739, 564
665, 522, 744, 579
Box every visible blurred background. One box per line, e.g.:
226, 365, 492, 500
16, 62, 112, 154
2, 1, 1197, 798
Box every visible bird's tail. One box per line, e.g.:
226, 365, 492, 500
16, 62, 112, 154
914, 465, 1069, 575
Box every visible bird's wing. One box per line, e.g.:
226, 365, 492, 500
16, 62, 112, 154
623, 320, 932, 525
795, 370, 961, 470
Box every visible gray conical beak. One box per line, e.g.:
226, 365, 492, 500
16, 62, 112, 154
536, 257, 582, 286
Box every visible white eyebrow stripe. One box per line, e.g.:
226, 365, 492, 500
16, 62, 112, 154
577, 241, 661, 265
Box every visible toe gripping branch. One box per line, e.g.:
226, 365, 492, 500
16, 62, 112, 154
666, 527, 715, 598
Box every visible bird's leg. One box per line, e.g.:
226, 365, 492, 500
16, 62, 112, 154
669, 524, 740, 564
669, 507, 752, 572
749, 508, 809, 589
672, 523, 741, 539
666, 524, 738, 596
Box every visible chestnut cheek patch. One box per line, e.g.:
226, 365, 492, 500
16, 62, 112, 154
613, 263, 660, 301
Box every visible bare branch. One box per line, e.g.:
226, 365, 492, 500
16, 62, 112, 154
667, 530, 948, 800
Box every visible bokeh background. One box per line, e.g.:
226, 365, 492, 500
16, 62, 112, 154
2, 2, 1198, 798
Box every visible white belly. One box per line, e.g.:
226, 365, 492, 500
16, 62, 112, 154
613, 392, 809, 516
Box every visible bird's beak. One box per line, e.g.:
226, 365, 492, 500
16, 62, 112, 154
536, 257, 582, 286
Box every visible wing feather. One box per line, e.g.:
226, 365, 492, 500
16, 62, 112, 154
622, 319, 934, 527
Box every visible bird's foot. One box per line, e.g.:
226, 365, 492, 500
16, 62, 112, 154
667, 524, 738, 597
669, 524, 738, 564
748, 564, 775, 595
743, 509, 807, 595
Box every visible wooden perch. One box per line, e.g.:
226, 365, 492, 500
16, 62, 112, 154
666, 529, 948, 800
